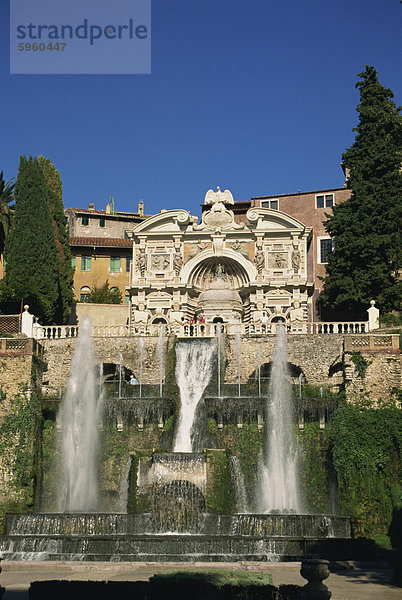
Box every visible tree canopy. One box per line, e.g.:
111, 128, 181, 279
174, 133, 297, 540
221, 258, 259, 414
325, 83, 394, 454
0, 171, 15, 257
86, 281, 122, 304
319, 66, 402, 318
4, 156, 60, 323
38, 156, 74, 323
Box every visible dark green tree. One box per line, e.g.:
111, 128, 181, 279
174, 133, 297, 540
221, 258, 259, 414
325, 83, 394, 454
4, 156, 60, 323
0, 171, 15, 257
86, 280, 122, 304
319, 66, 402, 318
38, 156, 74, 323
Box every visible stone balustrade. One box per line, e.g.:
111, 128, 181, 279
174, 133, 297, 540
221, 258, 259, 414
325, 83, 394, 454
0, 337, 44, 359
344, 333, 400, 352
35, 321, 396, 345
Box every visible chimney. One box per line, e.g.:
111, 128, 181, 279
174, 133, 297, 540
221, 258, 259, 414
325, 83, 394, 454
138, 200, 144, 217
88, 203, 95, 210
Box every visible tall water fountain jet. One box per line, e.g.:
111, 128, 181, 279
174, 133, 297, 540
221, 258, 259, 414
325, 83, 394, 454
138, 337, 144, 397
235, 330, 242, 397
256, 324, 301, 513
256, 345, 262, 398
173, 340, 216, 452
156, 325, 165, 398
57, 318, 103, 512
217, 323, 222, 397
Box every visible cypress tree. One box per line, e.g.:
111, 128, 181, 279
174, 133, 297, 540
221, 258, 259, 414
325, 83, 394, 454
319, 66, 402, 318
4, 156, 60, 323
38, 156, 74, 323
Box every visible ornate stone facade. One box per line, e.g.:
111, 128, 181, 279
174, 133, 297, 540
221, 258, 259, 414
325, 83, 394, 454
127, 188, 312, 329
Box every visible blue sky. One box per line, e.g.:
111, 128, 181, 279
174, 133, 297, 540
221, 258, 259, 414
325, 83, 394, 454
1, 0, 401, 218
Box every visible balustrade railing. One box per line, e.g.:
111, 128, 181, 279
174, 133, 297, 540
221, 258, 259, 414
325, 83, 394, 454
34, 320, 385, 341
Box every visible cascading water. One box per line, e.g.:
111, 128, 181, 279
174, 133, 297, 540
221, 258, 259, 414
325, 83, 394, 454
235, 330, 241, 397
138, 337, 144, 397
230, 455, 248, 513
173, 340, 216, 452
57, 317, 103, 513
156, 325, 165, 398
256, 324, 302, 513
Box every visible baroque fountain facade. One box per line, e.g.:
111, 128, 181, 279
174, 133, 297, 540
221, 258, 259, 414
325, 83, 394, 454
5, 187, 393, 561
0, 316, 352, 561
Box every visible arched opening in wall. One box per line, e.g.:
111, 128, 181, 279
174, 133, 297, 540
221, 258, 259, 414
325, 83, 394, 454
152, 317, 168, 325
188, 257, 249, 290
328, 362, 343, 393
248, 361, 306, 387
213, 317, 224, 323
80, 286, 90, 302
97, 362, 135, 398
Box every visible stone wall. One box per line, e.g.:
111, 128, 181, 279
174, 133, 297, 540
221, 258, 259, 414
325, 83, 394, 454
41, 333, 400, 402
224, 334, 344, 386
0, 354, 33, 420
42, 335, 170, 395
345, 352, 401, 402
0, 348, 43, 526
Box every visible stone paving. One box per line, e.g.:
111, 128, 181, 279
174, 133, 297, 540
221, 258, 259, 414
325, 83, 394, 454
1, 561, 401, 599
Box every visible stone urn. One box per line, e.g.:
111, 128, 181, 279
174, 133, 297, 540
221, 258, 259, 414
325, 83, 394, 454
300, 558, 331, 600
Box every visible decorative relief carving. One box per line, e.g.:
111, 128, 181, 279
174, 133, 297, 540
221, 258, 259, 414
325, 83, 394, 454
291, 249, 301, 273
151, 254, 170, 271
254, 250, 265, 274
173, 252, 183, 275
230, 240, 251, 260
137, 249, 147, 276
268, 252, 288, 269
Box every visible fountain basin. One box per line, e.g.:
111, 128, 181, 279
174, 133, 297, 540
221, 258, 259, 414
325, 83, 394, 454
0, 513, 351, 562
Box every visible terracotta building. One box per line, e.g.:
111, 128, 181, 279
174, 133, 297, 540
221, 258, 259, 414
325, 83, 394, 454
65, 202, 148, 303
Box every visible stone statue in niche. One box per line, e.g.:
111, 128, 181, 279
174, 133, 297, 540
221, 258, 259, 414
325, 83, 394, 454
292, 249, 301, 273
216, 263, 225, 278
290, 301, 304, 323
254, 250, 265, 274
137, 249, 147, 276
173, 252, 183, 276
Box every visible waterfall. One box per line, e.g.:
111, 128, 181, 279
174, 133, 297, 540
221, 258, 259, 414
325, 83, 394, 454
57, 318, 103, 512
230, 455, 248, 513
138, 337, 144, 398
156, 325, 165, 397
173, 340, 216, 452
235, 330, 242, 397
256, 324, 301, 513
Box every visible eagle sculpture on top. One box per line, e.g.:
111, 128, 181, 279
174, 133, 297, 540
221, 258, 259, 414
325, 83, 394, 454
204, 187, 234, 205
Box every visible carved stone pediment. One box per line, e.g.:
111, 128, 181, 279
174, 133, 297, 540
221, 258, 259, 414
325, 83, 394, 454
195, 188, 245, 232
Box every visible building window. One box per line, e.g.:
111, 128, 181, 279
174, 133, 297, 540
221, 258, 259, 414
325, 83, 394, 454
71, 255, 76, 269
261, 199, 279, 210
81, 216, 89, 226
318, 238, 334, 264
316, 194, 334, 209
126, 258, 132, 272
81, 255, 91, 271
125, 295, 130, 305
80, 286, 90, 302
99, 217, 105, 227
110, 256, 121, 272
